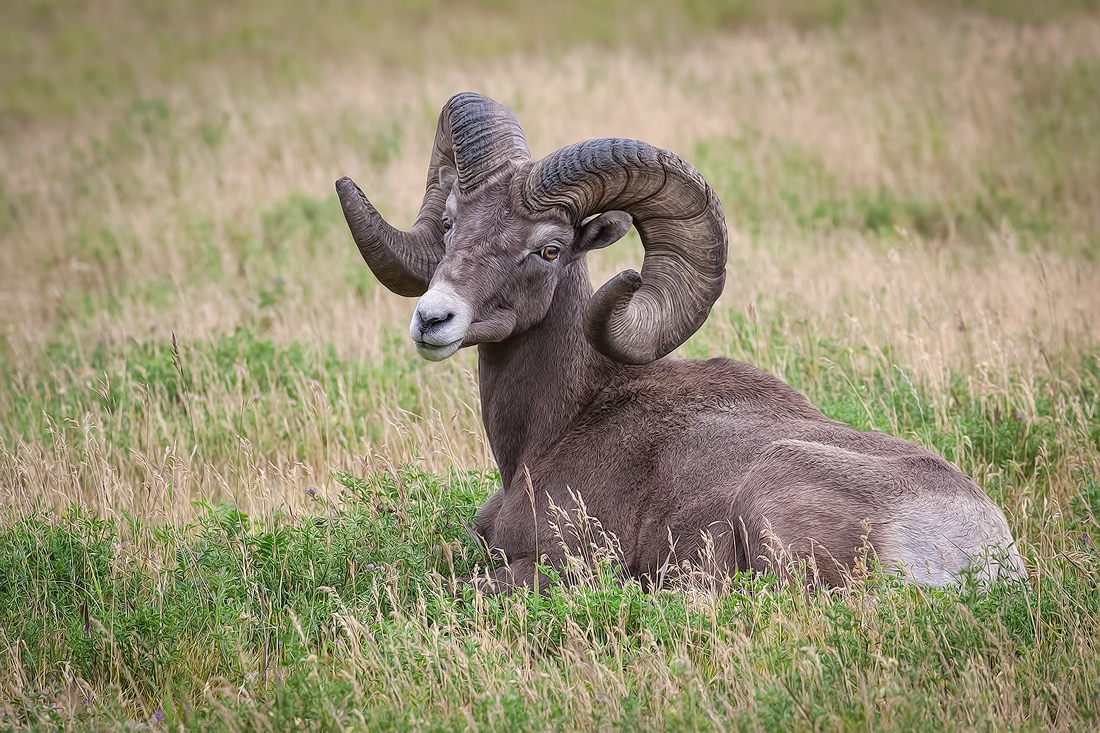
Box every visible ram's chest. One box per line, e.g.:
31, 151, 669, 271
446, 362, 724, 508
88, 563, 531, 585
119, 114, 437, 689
471, 455, 654, 563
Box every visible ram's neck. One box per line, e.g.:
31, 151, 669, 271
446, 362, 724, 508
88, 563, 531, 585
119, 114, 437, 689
477, 261, 616, 489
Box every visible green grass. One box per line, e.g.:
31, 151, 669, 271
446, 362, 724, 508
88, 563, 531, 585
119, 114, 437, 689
0, 325, 435, 468
2, 468, 1097, 730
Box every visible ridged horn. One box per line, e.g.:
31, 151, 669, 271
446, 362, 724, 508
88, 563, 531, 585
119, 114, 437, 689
337, 92, 530, 297
523, 138, 728, 364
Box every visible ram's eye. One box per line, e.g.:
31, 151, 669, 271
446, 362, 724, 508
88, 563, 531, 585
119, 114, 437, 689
442, 217, 452, 231
540, 245, 561, 261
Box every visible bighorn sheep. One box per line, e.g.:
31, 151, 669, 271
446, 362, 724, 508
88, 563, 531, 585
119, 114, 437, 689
336, 92, 1025, 590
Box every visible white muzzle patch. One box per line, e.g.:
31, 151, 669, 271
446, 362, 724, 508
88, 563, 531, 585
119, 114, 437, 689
410, 283, 473, 361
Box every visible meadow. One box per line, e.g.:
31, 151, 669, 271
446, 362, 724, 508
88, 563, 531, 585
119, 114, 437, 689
1, 0, 1099, 729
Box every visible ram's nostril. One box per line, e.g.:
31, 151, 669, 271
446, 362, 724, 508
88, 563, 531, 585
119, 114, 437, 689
419, 310, 455, 332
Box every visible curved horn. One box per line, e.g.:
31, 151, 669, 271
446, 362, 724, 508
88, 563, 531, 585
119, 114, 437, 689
336, 93, 530, 297
523, 138, 727, 365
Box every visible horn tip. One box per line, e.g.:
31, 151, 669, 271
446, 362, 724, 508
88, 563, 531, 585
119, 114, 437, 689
618, 269, 643, 292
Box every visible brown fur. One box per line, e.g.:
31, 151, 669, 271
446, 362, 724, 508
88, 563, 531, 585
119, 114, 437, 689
344, 123, 1024, 591
416, 173, 1019, 590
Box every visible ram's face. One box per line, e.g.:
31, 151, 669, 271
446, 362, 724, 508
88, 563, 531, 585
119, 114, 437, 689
408, 171, 571, 361
408, 169, 633, 361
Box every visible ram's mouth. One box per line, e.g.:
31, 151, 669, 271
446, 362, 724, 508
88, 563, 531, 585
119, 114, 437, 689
461, 312, 518, 346
413, 338, 464, 361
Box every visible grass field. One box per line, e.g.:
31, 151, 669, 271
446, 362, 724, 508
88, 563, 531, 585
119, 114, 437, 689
2, 0, 1099, 729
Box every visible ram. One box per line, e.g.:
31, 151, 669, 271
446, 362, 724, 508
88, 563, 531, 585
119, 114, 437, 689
336, 92, 1024, 590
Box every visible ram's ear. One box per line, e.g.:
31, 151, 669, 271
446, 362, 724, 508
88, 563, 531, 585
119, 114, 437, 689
576, 211, 633, 252
438, 165, 458, 195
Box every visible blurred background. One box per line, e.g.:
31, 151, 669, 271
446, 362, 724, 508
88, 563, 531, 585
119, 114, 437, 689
1, 0, 1098, 520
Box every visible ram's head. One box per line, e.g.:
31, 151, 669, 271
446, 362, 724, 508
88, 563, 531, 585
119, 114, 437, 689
336, 93, 728, 365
